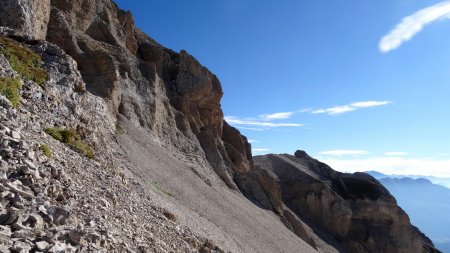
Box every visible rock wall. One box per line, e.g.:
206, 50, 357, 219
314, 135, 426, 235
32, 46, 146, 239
0, 0, 51, 40
43, 0, 254, 190
252, 151, 440, 253
0, 1, 442, 252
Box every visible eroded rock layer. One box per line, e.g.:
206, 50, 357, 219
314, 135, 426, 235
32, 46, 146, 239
44, 0, 254, 190
251, 151, 439, 253
0, 0, 442, 252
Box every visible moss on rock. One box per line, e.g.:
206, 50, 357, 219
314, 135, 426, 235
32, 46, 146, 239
0, 37, 48, 85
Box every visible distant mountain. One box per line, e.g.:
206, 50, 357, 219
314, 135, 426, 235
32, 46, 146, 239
437, 242, 450, 253
366, 170, 450, 189
372, 175, 450, 253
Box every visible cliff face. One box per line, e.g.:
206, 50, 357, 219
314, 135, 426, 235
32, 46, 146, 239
0, 0, 51, 40
251, 151, 438, 253
0, 0, 441, 252
44, 0, 253, 190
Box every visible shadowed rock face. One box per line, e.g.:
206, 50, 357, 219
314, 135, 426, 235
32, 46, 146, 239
252, 151, 440, 253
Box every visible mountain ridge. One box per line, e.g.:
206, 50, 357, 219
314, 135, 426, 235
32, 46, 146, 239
367, 171, 450, 253
0, 0, 441, 252
366, 170, 450, 189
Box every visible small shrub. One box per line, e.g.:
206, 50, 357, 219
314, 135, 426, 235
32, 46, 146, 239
44, 128, 63, 142
0, 37, 48, 86
40, 144, 52, 158
72, 139, 95, 159
44, 127, 94, 159
0, 77, 22, 108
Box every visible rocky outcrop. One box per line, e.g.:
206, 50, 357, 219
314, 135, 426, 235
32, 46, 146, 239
43, 0, 254, 190
251, 151, 440, 253
0, 32, 226, 252
0, 0, 442, 252
0, 0, 51, 40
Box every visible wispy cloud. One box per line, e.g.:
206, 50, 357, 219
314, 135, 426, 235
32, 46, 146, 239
248, 139, 259, 143
312, 105, 356, 115
253, 148, 270, 153
236, 126, 265, 131
312, 101, 391, 115
227, 101, 390, 130
318, 150, 368, 156
259, 112, 294, 121
379, 1, 450, 53
385, 152, 408, 156
351, 101, 391, 108
298, 108, 313, 113
225, 116, 303, 128
320, 156, 450, 178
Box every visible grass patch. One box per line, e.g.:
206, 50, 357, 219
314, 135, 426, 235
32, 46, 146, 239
39, 144, 52, 158
114, 122, 125, 136
0, 77, 22, 108
0, 37, 48, 86
44, 128, 94, 159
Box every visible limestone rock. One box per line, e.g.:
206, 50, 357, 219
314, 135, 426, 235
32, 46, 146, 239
253, 151, 439, 253
44, 0, 255, 192
0, 0, 51, 40
0, 0, 441, 252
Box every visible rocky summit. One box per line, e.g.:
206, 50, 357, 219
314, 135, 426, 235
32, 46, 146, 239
0, 0, 441, 252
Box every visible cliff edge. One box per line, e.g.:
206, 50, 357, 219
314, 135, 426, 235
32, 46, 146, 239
0, 0, 440, 252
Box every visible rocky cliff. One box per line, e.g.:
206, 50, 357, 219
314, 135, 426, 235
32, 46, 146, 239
43, 0, 254, 191
0, 0, 441, 252
251, 151, 438, 253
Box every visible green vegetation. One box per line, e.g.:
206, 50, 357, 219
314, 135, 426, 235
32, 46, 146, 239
114, 122, 125, 136
39, 144, 52, 158
0, 77, 22, 108
152, 181, 174, 197
44, 128, 94, 159
0, 37, 48, 86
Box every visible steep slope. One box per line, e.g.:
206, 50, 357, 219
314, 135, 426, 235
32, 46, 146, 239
0, 34, 223, 252
378, 177, 450, 252
0, 0, 442, 252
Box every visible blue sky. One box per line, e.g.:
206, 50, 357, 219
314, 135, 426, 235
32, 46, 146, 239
115, 0, 450, 177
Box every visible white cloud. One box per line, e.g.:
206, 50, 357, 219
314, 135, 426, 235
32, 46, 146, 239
318, 150, 368, 156
259, 112, 294, 121
252, 148, 270, 153
312, 106, 356, 115
385, 152, 408, 156
351, 101, 391, 108
320, 156, 450, 178
225, 116, 303, 128
379, 1, 450, 53
312, 101, 391, 115
236, 127, 265, 131
247, 139, 258, 143
298, 108, 313, 113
